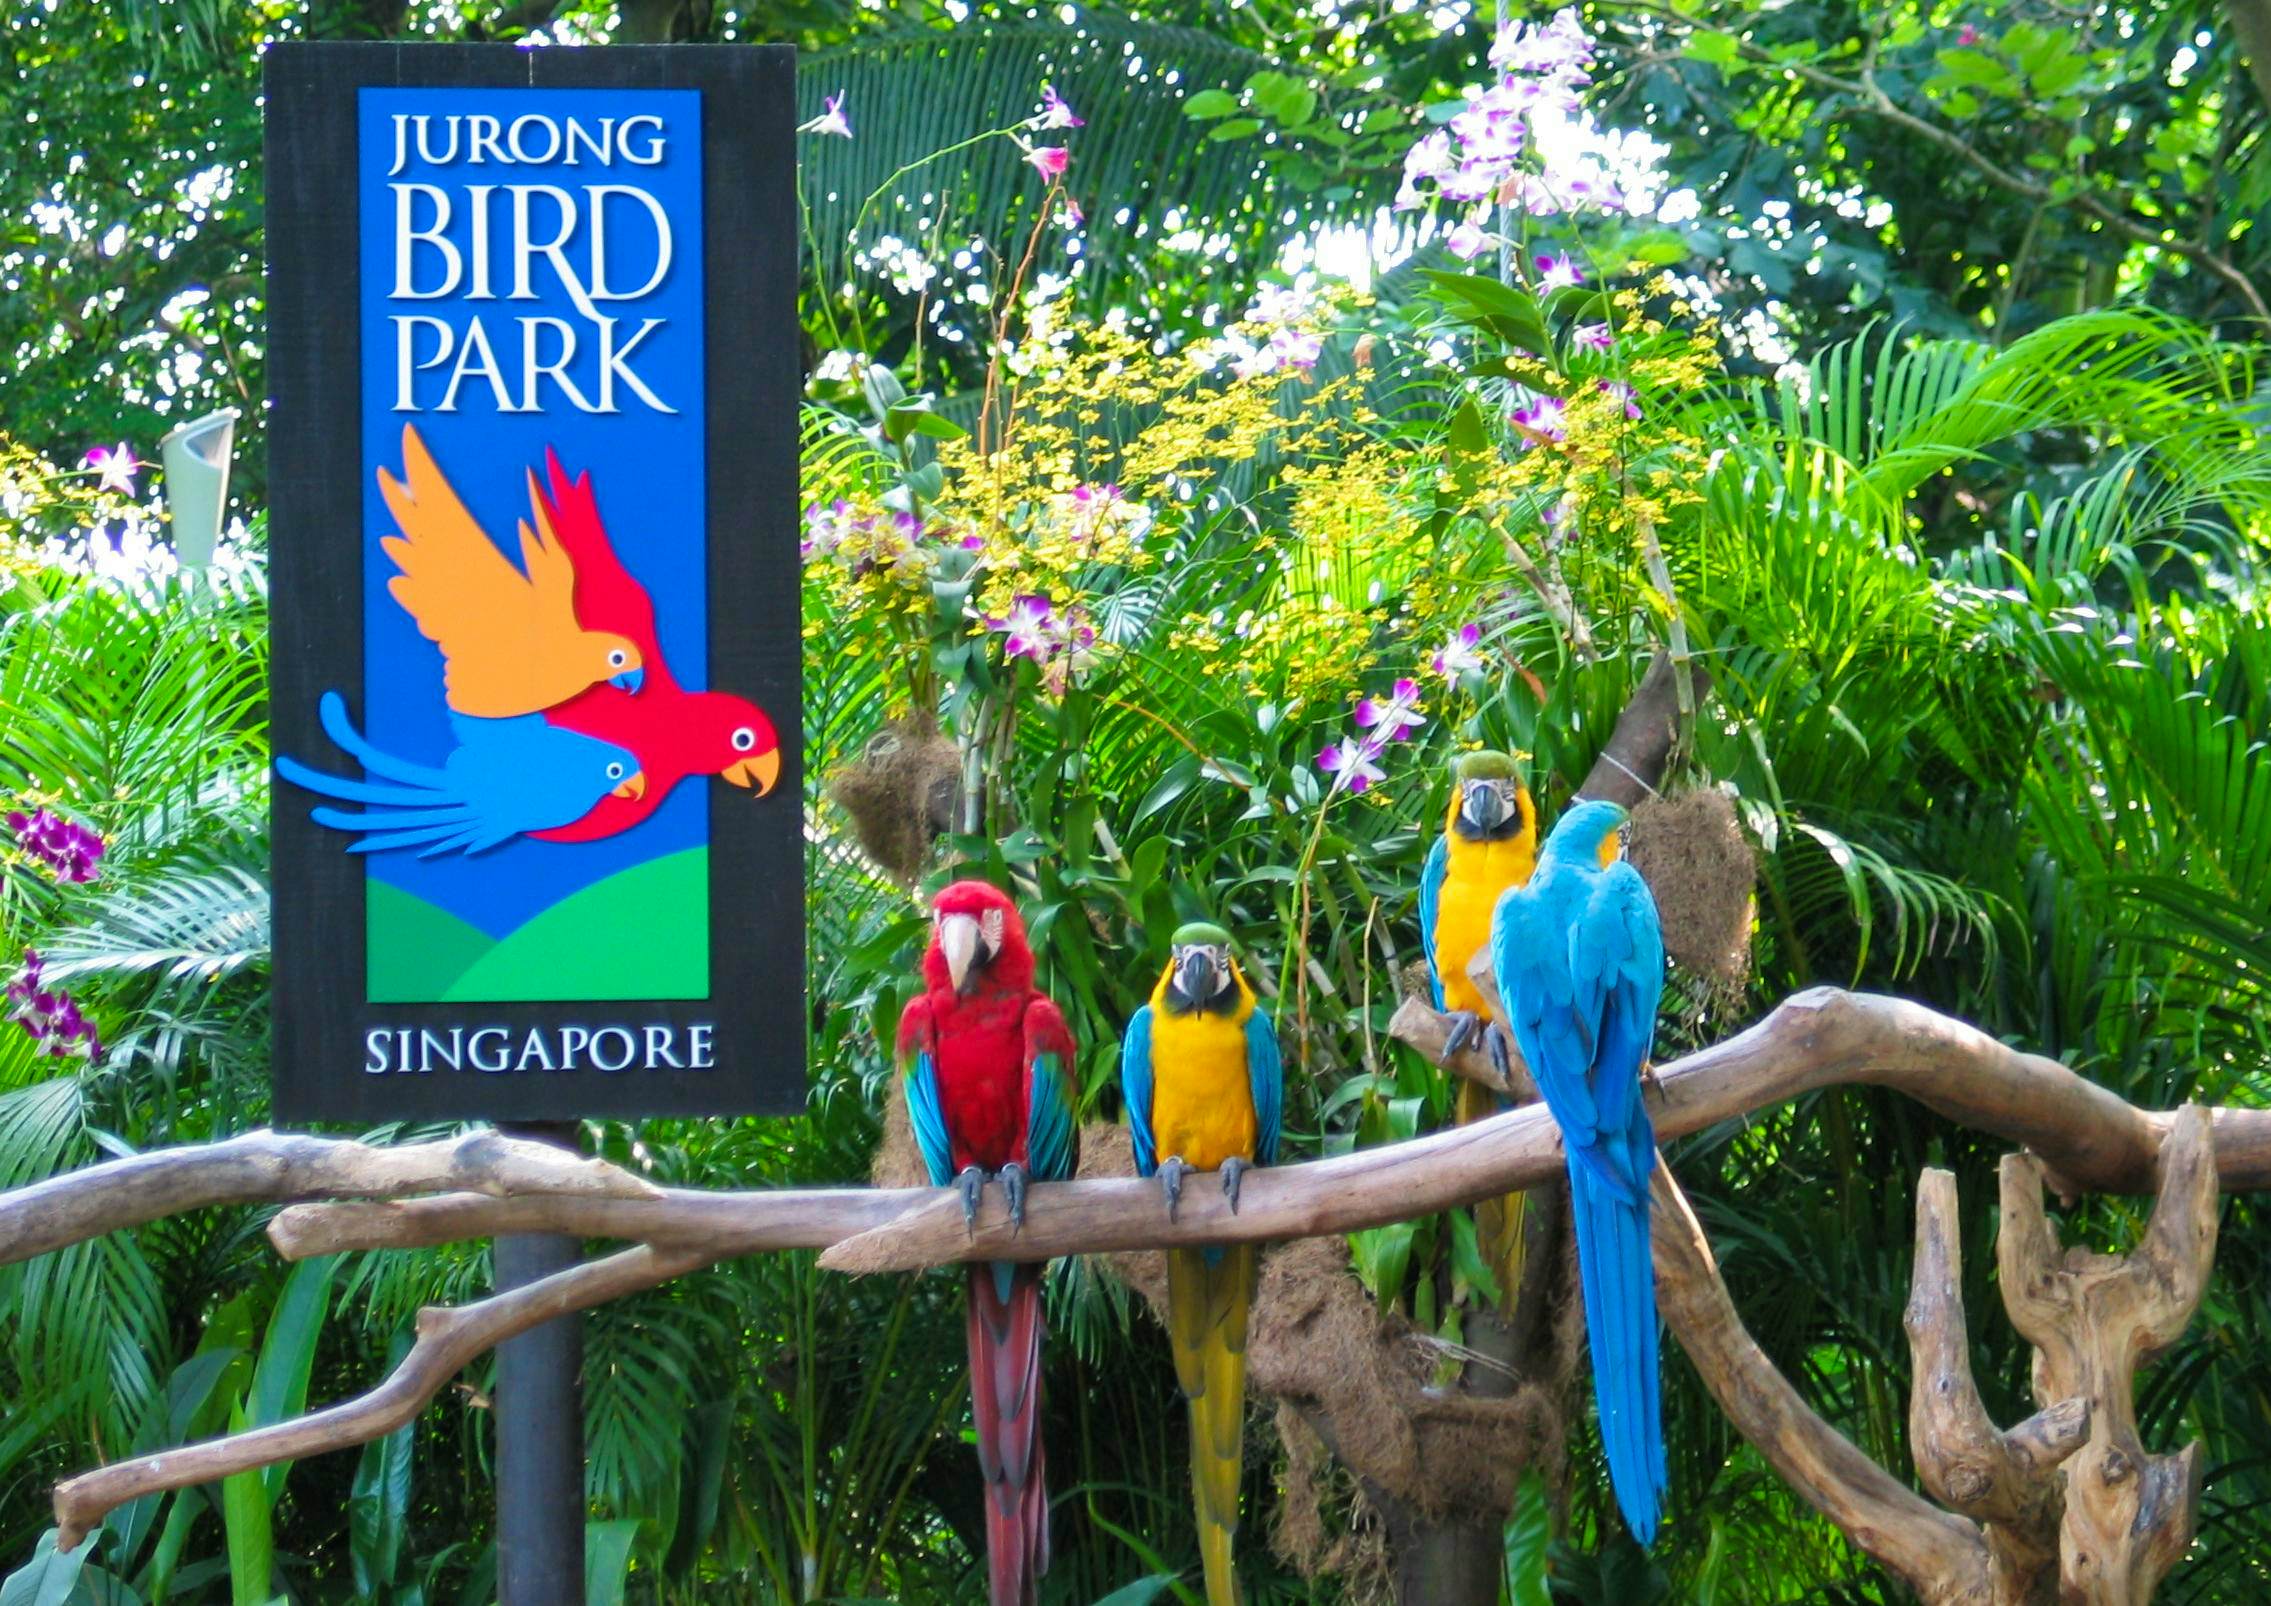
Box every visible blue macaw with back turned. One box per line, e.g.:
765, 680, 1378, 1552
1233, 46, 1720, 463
897, 880, 1079, 1606
1490, 797, 1666, 1545
1120, 921, 1282, 1606
1418, 749, 1538, 1306
275, 690, 646, 856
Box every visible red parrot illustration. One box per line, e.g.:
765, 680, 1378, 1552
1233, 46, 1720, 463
897, 882, 1080, 1606
526, 449, 782, 841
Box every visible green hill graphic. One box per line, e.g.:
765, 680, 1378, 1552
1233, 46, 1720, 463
367, 848, 708, 1003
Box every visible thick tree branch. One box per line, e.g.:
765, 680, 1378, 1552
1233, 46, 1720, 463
1905, 1168, 2088, 1598
243, 991, 2271, 1274
0, 1128, 659, 1268
53, 1240, 713, 1551
1651, 1160, 1995, 1601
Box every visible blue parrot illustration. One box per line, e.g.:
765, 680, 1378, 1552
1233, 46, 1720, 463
276, 691, 647, 857
1489, 797, 1667, 1545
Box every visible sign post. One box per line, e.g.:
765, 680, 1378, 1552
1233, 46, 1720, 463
264, 44, 803, 1597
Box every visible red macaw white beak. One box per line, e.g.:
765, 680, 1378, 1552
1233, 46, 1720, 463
938, 913, 981, 992
722, 748, 782, 795
612, 770, 648, 801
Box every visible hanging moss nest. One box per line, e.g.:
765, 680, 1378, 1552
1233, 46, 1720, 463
1624, 786, 1757, 988
826, 713, 961, 886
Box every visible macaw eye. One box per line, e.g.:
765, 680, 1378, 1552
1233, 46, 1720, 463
980, 907, 1005, 953
608, 649, 628, 668
732, 727, 757, 751
606, 762, 625, 780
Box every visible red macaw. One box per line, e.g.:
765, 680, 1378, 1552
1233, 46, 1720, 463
525, 450, 782, 842
897, 880, 1080, 1606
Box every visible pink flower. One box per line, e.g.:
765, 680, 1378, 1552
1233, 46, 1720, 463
1573, 322, 1613, 351
1510, 395, 1568, 443
1038, 86, 1083, 130
1446, 220, 1490, 260
9, 808, 104, 883
805, 92, 852, 139
1599, 379, 1641, 420
1956, 24, 1982, 45
1025, 145, 1071, 180
1431, 623, 1485, 680
988, 594, 1057, 663
1269, 328, 1324, 371
1318, 736, 1388, 794
6, 951, 101, 1063
801, 499, 861, 563
1353, 678, 1427, 742
1534, 252, 1584, 291
83, 443, 139, 496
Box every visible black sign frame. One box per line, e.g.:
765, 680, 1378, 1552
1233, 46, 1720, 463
265, 42, 805, 1124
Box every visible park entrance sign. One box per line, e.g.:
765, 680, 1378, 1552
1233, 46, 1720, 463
266, 45, 803, 1123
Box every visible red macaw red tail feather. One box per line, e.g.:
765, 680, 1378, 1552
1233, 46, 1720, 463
1457, 1079, 1529, 1309
1167, 1244, 1255, 1606
966, 1261, 1050, 1606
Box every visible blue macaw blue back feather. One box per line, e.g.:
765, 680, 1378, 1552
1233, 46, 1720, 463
1120, 1004, 1158, 1178
1418, 834, 1448, 1010
1025, 1051, 1078, 1184
277, 693, 640, 856
1244, 1007, 1282, 1167
1490, 806, 1667, 1546
905, 1048, 955, 1188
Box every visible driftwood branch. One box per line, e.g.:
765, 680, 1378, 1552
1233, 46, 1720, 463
1999, 1105, 2216, 1604
230, 991, 2271, 1277
1906, 1169, 2090, 1599
53, 1240, 714, 1550
1650, 1160, 1998, 1601
0, 1128, 659, 1268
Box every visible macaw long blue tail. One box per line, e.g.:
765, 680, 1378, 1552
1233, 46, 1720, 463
1568, 1154, 1665, 1547
273, 755, 448, 810
318, 692, 450, 788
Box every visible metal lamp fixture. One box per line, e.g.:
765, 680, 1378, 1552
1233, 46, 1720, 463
157, 407, 238, 566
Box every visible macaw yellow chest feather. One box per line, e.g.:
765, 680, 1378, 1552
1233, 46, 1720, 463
1148, 973, 1259, 1172
1436, 827, 1536, 1020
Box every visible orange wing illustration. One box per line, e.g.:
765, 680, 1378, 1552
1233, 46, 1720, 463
377, 424, 646, 718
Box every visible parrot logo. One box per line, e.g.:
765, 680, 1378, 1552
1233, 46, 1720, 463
277, 423, 782, 856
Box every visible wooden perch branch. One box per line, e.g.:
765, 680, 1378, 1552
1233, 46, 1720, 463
0, 1127, 659, 1268
53, 1240, 715, 1551
237, 991, 2271, 1277
1650, 1160, 1998, 1601
1906, 1168, 2089, 1599
1998, 1105, 2216, 1604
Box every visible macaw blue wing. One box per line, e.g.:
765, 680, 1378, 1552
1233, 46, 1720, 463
1245, 1006, 1283, 1167
1418, 833, 1448, 1009
1026, 1050, 1078, 1184
1120, 1004, 1158, 1178
904, 1050, 955, 1188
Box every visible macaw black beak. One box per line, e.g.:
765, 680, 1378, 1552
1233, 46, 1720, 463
609, 665, 646, 694
1174, 949, 1217, 1001
939, 913, 981, 992
1460, 784, 1507, 834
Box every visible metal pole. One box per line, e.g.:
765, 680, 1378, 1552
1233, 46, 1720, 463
495, 1121, 587, 1606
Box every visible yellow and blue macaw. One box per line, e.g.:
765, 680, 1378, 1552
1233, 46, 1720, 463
1490, 798, 1666, 1545
1418, 750, 1538, 1304
1120, 921, 1282, 1606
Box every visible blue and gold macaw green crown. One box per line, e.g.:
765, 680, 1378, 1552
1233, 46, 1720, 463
1451, 749, 1520, 782
1170, 921, 1233, 947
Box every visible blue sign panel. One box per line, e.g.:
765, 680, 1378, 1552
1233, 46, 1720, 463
267, 46, 802, 1122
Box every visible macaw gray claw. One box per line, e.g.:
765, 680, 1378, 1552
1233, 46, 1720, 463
1486, 1022, 1517, 1093
999, 1161, 1030, 1231
1220, 1156, 1250, 1213
954, 1165, 986, 1233
1158, 1156, 1193, 1223
1640, 1060, 1664, 1100
1440, 1009, 1482, 1062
